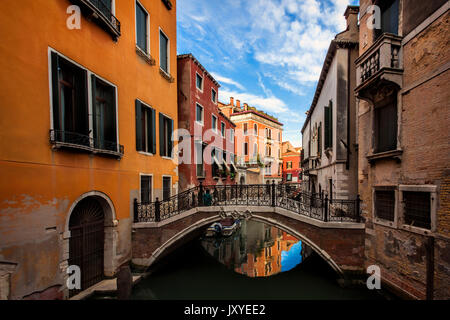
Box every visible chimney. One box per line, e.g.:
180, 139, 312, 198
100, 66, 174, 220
230, 97, 234, 106
243, 103, 248, 111
236, 100, 241, 108
343, 5, 359, 33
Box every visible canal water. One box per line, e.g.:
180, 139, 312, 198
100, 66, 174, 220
130, 220, 385, 300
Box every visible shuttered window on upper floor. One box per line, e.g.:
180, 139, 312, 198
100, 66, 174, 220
135, 100, 156, 154
159, 30, 169, 74
159, 113, 173, 158
136, 2, 149, 54
91, 75, 117, 151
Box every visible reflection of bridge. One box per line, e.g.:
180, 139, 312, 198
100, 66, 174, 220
132, 183, 365, 277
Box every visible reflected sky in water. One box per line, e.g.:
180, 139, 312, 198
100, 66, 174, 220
281, 241, 303, 272
201, 220, 313, 278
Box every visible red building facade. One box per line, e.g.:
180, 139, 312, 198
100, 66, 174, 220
177, 54, 237, 191
282, 144, 302, 184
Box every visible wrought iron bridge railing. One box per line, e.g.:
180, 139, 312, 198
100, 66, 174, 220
134, 182, 361, 224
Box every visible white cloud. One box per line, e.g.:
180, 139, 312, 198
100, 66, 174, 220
219, 89, 289, 114
210, 73, 245, 90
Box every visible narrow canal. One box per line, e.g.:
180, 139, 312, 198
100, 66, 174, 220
130, 220, 386, 300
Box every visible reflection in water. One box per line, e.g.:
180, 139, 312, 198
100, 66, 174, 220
201, 220, 313, 278
125, 218, 387, 300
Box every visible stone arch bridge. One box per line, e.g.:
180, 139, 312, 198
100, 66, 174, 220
132, 183, 365, 276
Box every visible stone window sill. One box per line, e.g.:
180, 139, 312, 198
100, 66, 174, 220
136, 46, 155, 66
159, 68, 175, 83
367, 149, 403, 164
400, 224, 433, 236
373, 217, 397, 229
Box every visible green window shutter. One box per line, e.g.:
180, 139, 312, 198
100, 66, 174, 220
50, 52, 60, 131
135, 100, 143, 151
159, 113, 164, 156
329, 100, 333, 149
151, 108, 156, 154
168, 118, 173, 158
91, 75, 98, 148
109, 87, 117, 145
324, 106, 330, 149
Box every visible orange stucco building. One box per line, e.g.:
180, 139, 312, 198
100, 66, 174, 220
219, 97, 283, 184
0, 0, 178, 299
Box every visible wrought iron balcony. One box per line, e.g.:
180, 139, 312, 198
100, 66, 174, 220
70, 0, 121, 40
50, 130, 124, 159
355, 33, 403, 98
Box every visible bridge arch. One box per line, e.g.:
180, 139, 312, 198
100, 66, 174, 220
136, 211, 344, 276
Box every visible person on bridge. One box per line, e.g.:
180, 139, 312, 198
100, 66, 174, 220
203, 189, 212, 206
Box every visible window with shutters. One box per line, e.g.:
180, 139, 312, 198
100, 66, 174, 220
221, 122, 226, 137
50, 52, 89, 147
286, 173, 292, 181
324, 100, 333, 150
243, 123, 248, 135
162, 176, 171, 200
254, 124, 258, 135
374, 94, 397, 153
159, 29, 169, 74
159, 113, 173, 158
140, 175, 152, 203
92, 76, 117, 151
135, 1, 149, 54
49, 51, 122, 157
135, 100, 156, 154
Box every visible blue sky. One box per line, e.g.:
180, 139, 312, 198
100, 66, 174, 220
177, 0, 359, 147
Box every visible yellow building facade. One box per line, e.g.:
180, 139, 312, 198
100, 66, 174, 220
0, 0, 178, 299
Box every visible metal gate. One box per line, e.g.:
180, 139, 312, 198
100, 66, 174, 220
69, 197, 105, 296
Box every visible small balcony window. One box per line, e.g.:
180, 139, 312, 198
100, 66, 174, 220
70, 0, 121, 40
374, 94, 397, 153
50, 51, 123, 157
375, 0, 399, 39
51, 52, 90, 147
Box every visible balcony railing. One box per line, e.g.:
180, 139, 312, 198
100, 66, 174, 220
355, 33, 403, 93
70, 0, 121, 40
50, 130, 124, 158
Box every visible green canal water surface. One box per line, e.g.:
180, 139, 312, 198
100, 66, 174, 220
130, 220, 386, 300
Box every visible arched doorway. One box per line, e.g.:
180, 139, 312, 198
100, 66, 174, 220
69, 197, 105, 296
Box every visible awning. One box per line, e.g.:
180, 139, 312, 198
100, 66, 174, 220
247, 167, 260, 174
213, 156, 221, 166
223, 160, 230, 171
